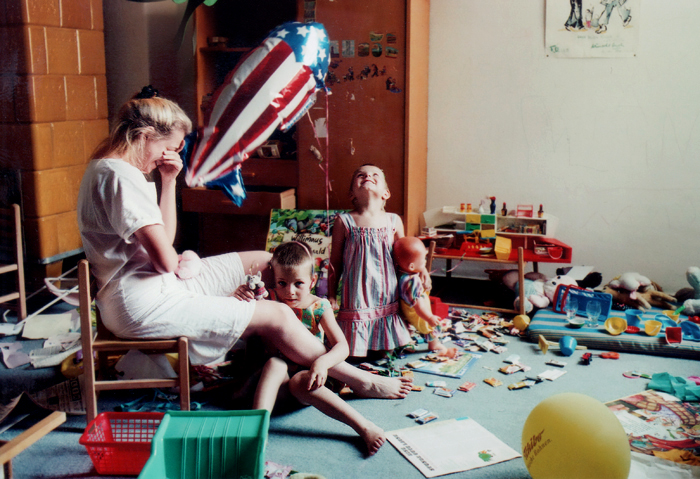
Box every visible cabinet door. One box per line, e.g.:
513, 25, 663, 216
296, 1, 407, 213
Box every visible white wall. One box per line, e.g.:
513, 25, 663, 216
427, 1, 700, 293
103, 0, 196, 121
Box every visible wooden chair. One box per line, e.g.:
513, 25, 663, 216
0, 411, 66, 478
0, 204, 27, 321
78, 259, 190, 425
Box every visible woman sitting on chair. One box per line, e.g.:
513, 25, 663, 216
77, 87, 411, 400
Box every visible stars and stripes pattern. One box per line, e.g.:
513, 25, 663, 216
185, 22, 329, 204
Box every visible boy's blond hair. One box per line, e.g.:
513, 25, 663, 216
271, 241, 315, 277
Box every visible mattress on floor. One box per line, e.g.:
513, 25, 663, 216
526, 308, 700, 359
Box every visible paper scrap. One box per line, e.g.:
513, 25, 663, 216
0, 322, 23, 336
1, 342, 31, 368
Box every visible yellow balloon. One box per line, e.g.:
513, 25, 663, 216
522, 393, 631, 479
513, 314, 530, 331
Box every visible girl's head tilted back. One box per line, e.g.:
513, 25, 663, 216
349, 164, 390, 208
93, 86, 192, 167
270, 241, 315, 278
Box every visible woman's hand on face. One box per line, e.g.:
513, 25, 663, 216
157, 148, 183, 184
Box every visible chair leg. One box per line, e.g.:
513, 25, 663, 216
178, 338, 190, 412
83, 351, 98, 425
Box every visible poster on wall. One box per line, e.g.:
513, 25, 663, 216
545, 0, 640, 58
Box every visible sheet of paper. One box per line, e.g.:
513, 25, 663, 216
21, 311, 77, 339
387, 417, 521, 477
565, 266, 594, 281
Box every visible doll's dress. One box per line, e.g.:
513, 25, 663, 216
335, 212, 411, 356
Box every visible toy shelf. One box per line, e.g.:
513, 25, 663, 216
431, 206, 558, 239
426, 237, 573, 315
427, 244, 528, 316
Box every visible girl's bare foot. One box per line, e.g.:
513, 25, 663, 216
353, 375, 412, 399
360, 422, 386, 456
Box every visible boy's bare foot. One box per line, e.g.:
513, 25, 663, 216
360, 422, 386, 456
353, 375, 412, 399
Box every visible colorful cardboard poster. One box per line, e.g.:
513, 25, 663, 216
545, 0, 640, 58
266, 209, 345, 297
605, 390, 700, 457
409, 352, 481, 379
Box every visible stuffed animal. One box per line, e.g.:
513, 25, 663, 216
679, 267, 700, 316
603, 273, 676, 311
607, 272, 651, 302
542, 274, 579, 304
555, 267, 603, 290
246, 272, 269, 300
175, 250, 203, 279
488, 269, 549, 314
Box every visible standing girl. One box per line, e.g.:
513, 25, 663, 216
328, 164, 411, 357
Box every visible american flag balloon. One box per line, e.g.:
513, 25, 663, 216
185, 22, 330, 205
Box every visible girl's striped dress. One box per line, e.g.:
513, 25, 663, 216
335, 212, 411, 356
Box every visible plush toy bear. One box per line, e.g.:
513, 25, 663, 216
603, 272, 676, 311
246, 271, 269, 300
175, 250, 203, 280
488, 270, 572, 314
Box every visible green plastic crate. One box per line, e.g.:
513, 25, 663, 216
138, 410, 270, 479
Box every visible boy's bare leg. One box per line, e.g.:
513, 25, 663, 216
289, 372, 385, 456
244, 301, 411, 399
253, 357, 289, 412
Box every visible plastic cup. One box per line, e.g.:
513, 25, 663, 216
558, 336, 578, 357
644, 320, 662, 336
604, 316, 627, 336
625, 309, 643, 328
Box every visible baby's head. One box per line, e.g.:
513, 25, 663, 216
393, 236, 428, 274
349, 164, 391, 208
270, 241, 317, 305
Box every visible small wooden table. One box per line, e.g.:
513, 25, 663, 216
426, 238, 573, 316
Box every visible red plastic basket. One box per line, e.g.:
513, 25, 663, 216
79, 412, 164, 475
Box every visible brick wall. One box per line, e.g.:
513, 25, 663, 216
0, 0, 108, 267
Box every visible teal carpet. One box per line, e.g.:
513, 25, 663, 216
2, 317, 698, 479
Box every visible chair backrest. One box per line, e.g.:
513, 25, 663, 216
0, 204, 27, 320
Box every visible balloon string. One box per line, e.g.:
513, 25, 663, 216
324, 90, 330, 216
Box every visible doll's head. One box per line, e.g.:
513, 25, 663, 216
349, 164, 391, 208
270, 241, 317, 306
393, 236, 428, 274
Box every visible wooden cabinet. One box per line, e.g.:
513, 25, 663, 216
296, 0, 429, 235
186, 0, 429, 254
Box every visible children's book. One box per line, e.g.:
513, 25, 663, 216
605, 389, 700, 458
265, 209, 345, 297
387, 417, 521, 477
409, 352, 481, 378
